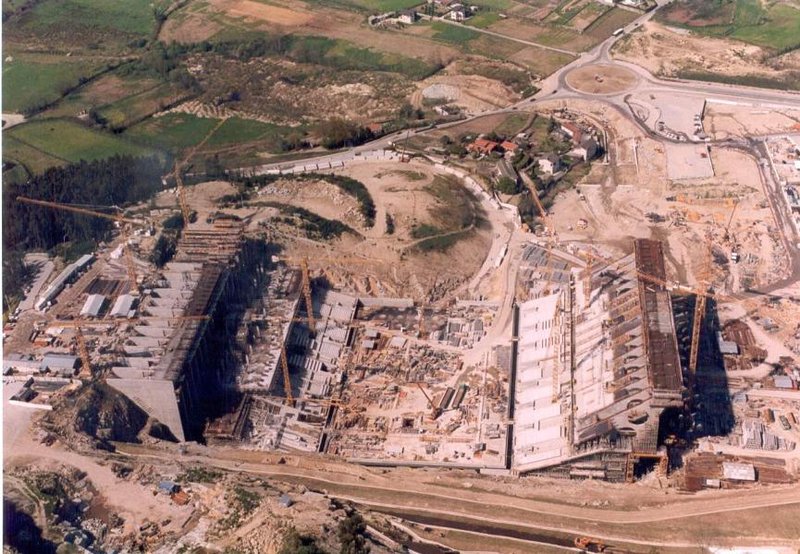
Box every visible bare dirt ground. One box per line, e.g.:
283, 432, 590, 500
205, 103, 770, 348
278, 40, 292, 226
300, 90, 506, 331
565, 63, 639, 95
284, 161, 494, 301
536, 98, 784, 291
220, 0, 313, 26
3, 394, 193, 540
704, 102, 800, 139
411, 73, 519, 114
612, 21, 800, 81
180, 161, 497, 301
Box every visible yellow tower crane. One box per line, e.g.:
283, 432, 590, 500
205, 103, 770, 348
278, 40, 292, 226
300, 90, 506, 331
52, 315, 210, 377
16, 196, 146, 295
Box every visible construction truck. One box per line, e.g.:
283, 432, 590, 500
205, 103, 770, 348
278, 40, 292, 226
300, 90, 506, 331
574, 537, 606, 552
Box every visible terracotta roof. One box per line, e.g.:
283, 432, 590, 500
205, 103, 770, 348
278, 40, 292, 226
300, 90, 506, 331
468, 138, 500, 154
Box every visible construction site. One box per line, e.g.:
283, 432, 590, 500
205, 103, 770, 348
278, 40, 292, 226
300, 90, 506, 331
5, 122, 800, 499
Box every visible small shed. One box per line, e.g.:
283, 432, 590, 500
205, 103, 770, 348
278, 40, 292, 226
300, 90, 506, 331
158, 481, 180, 494
774, 375, 794, 389
278, 494, 293, 508
717, 332, 739, 356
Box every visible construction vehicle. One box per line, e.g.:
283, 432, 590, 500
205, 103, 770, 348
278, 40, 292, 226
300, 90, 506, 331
574, 537, 606, 552
17, 196, 146, 295
416, 382, 442, 420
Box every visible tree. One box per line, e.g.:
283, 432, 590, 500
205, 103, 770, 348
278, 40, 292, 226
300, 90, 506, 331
316, 118, 374, 150
150, 235, 177, 268
398, 102, 415, 120
279, 528, 327, 554
337, 513, 369, 554
495, 176, 520, 195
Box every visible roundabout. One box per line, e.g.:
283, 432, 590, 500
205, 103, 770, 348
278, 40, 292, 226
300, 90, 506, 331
564, 63, 639, 95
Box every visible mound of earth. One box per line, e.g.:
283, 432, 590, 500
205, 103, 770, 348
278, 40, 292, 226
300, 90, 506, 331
43, 383, 149, 449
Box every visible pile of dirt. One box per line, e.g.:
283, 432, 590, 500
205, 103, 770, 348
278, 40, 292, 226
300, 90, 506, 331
43, 383, 149, 449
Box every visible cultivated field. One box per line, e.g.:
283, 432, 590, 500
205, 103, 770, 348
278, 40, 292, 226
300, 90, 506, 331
656, 0, 800, 51
2, 55, 111, 113
5, 120, 157, 165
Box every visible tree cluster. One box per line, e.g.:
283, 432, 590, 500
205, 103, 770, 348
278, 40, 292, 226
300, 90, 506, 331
3, 155, 166, 253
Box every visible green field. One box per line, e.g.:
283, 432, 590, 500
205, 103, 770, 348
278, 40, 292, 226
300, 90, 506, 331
41, 74, 162, 120
470, 0, 513, 9
306, 0, 421, 11
466, 12, 502, 29
730, 4, 800, 50
2, 57, 108, 113
584, 7, 638, 40
430, 21, 481, 43
494, 112, 530, 136
2, 136, 68, 175
16, 0, 158, 37
657, 0, 800, 51
97, 84, 187, 129
6, 120, 157, 165
125, 113, 220, 151
204, 118, 295, 149
323, 40, 439, 79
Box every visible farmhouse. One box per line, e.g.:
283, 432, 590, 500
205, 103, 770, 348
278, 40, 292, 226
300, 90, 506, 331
450, 6, 469, 21
560, 122, 585, 144
537, 154, 561, 175
398, 9, 418, 24
467, 137, 500, 156
500, 140, 519, 158
568, 137, 599, 162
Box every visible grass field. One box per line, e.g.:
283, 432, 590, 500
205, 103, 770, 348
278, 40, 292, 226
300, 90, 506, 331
466, 12, 502, 29
494, 112, 530, 136
40, 74, 162, 120
730, 4, 800, 50
323, 40, 439, 79
657, 0, 800, 51
6, 119, 157, 164
430, 21, 481, 44
470, 0, 513, 9
97, 83, 188, 129
583, 7, 638, 40
2, 56, 108, 113
204, 118, 297, 150
125, 113, 221, 151
16, 0, 158, 37
2, 136, 68, 175
306, 0, 421, 12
